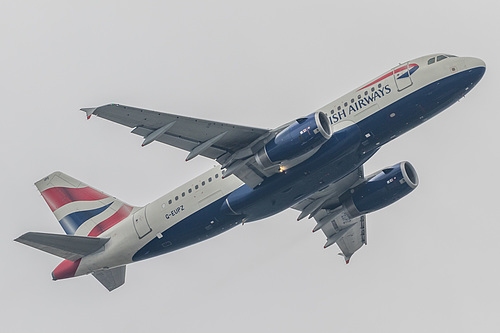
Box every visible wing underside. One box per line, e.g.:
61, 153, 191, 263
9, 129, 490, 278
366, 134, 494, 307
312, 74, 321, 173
88, 104, 270, 159
293, 166, 367, 262
85, 104, 277, 187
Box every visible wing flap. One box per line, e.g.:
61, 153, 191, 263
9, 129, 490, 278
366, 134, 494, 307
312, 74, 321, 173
335, 216, 367, 263
293, 166, 368, 262
320, 215, 366, 263
131, 126, 226, 159
15, 232, 109, 261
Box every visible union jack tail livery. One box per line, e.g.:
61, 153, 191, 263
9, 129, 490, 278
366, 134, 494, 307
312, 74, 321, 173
36, 172, 135, 237
16, 172, 137, 291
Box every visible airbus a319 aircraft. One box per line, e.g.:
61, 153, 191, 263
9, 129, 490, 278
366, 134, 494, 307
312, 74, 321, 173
16, 54, 485, 291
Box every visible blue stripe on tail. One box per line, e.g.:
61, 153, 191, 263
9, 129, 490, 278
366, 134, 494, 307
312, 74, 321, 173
59, 203, 113, 235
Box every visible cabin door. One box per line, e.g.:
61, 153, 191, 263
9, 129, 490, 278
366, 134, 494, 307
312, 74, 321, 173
393, 62, 413, 91
133, 208, 152, 239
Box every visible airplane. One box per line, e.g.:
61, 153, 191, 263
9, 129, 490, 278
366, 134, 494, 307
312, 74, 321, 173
15, 54, 485, 291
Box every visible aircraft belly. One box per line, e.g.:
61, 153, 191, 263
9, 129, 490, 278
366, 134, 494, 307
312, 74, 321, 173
132, 195, 241, 261
243, 152, 372, 222
131, 148, 373, 263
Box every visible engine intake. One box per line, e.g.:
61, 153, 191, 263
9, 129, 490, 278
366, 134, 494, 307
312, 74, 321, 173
342, 161, 419, 217
256, 111, 332, 169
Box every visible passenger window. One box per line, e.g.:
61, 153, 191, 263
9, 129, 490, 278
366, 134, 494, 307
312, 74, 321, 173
208, 177, 212, 182
168, 199, 172, 204
215, 174, 219, 179
428, 57, 435, 65
175, 196, 178, 201
202, 181, 206, 186
182, 192, 185, 197
437, 55, 447, 62
195, 185, 199, 190
188, 188, 192, 193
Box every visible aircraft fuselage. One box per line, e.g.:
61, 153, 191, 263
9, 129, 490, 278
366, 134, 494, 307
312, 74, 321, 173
41, 54, 488, 280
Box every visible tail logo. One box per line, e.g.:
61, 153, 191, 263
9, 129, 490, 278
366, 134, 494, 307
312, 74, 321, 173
40, 186, 133, 236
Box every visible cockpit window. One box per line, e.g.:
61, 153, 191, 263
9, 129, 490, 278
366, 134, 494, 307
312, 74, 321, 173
428, 54, 457, 65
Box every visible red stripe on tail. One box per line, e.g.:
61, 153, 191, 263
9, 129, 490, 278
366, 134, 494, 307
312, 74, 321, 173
87, 205, 134, 237
41, 187, 109, 212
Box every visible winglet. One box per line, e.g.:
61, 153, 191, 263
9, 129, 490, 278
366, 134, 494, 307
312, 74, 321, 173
80, 107, 96, 120
338, 253, 351, 264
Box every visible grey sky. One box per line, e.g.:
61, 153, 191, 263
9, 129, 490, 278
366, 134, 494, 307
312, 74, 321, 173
2, 1, 499, 332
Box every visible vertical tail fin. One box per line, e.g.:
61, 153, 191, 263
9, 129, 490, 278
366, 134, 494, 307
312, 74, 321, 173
36, 172, 135, 236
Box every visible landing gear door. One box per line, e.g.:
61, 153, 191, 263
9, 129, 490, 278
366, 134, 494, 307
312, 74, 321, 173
393, 62, 413, 91
133, 208, 152, 239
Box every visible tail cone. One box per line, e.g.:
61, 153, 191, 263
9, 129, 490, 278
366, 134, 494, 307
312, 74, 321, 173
52, 259, 81, 280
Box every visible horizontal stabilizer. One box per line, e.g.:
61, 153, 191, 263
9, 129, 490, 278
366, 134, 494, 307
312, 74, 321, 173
15, 232, 109, 261
93, 266, 126, 292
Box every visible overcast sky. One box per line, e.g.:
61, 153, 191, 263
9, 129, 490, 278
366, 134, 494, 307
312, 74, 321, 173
2, 1, 499, 332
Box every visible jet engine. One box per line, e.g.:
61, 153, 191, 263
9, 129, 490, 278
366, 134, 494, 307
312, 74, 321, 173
341, 161, 419, 218
255, 111, 332, 169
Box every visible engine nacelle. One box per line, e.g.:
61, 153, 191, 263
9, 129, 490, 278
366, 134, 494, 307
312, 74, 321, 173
342, 161, 419, 217
255, 111, 332, 169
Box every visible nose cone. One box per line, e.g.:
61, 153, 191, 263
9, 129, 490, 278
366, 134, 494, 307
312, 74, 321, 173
462, 57, 486, 85
464, 57, 486, 70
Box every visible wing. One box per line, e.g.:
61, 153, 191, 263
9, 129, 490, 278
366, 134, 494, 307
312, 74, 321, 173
82, 104, 275, 187
292, 166, 367, 263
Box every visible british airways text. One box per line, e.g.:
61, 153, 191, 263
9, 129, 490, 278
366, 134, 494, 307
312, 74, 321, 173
329, 85, 392, 124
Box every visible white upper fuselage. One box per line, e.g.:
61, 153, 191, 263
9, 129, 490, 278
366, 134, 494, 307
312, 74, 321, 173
320, 54, 484, 129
